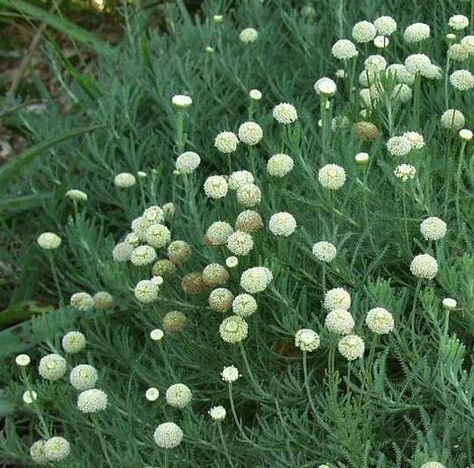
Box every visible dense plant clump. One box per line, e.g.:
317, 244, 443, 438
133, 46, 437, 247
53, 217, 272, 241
1, 1, 474, 467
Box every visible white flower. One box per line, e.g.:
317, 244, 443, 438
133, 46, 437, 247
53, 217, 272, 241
145, 224, 171, 249
461, 35, 474, 54
150, 329, 164, 341
44, 437, 70, 462
219, 315, 248, 343
214, 131, 239, 153
175, 151, 200, 173
386, 136, 412, 157
15, 354, 31, 367
239, 28, 258, 43
295, 328, 320, 352
403, 131, 425, 149
37, 232, 61, 250
312, 241, 337, 262
134, 280, 159, 303
338, 335, 365, 360
267, 154, 294, 177
137, 171, 147, 178
355, 152, 370, 164
442, 298, 457, 310
70, 292, 94, 311
386, 64, 414, 85
209, 288, 234, 312
113, 242, 134, 262
209, 405, 226, 421
391, 84, 412, 103
410, 254, 438, 279
324, 288, 351, 311
449, 15, 469, 30
318, 164, 346, 190
130, 245, 157, 266
422, 64, 443, 80
228, 170, 254, 190
206, 221, 234, 246
441, 109, 465, 130
374, 16, 397, 36
69, 364, 98, 391
421, 462, 446, 468
166, 383, 192, 408
325, 309, 355, 335
62, 331, 86, 354
448, 44, 469, 62
213, 15, 223, 23
352, 21, 376, 43
30, 440, 47, 464
365, 55, 387, 73
459, 129, 473, 141
272, 103, 298, 124
93, 291, 114, 310
23, 390, 38, 404
314, 77, 337, 96
450, 70, 474, 91
154, 422, 183, 449
366, 307, 394, 334
236, 183, 261, 207
235, 209, 263, 233
38, 354, 67, 381
420, 217, 447, 241
114, 172, 136, 188
404, 23, 430, 43
404, 54, 431, 75
394, 164, 416, 181
143, 205, 165, 223
268, 212, 297, 237
232, 293, 257, 317
331, 39, 358, 60
238, 122, 263, 145
66, 189, 87, 201
204, 175, 228, 199
240, 267, 273, 293
227, 231, 254, 256
145, 387, 160, 401
77, 388, 108, 413
373, 35, 389, 48
249, 89, 262, 100
221, 365, 240, 383
226, 256, 239, 268
171, 95, 192, 108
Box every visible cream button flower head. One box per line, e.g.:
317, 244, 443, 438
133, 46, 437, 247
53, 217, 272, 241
410, 254, 438, 280
30, 440, 47, 464
227, 230, 254, 256
403, 22, 430, 43
318, 164, 346, 190
69, 364, 98, 391
331, 39, 358, 60
221, 365, 240, 382
374, 35, 389, 48
421, 462, 446, 468
213, 15, 223, 24
403, 131, 425, 150
338, 335, 365, 360
166, 383, 192, 408
171, 94, 192, 109
175, 151, 201, 173
386, 136, 412, 157
268, 212, 297, 237
366, 308, 394, 334
113, 242, 133, 262
355, 152, 370, 165
209, 405, 226, 421
114, 172, 136, 188
450, 70, 474, 91
239, 27, 258, 43
449, 14, 469, 30
236, 183, 261, 207
374, 16, 397, 36
134, 280, 159, 303
324, 288, 351, 311
62, 331, 86, 354
312, 241, 337, 262
441, 109, 465, 130
130, 245, 157, 266
219, 315, 248, 343
145, 387, 160, 401
240, 266, 273, 293
235, 209, 263, 233
38, 354, 67, 381
93, 291, 114, 310
77, 388, 108, 413
232, 293, 257, 317
295, 328, 320, 352
44, 436, 70, 462
154, 422, 183, 449
314, 77, 337, 96
15, 354, 31, 367
238, 121, 263, 145
214, 131, 239, 154
420, 217, 447, 241
66, 189, 87, 201
352, 21, 376, 43
267, 154, 294, 177
23, 390, 38, 404
206, 221, 234, 246
404, 54, 431, 75
228, 170, 254, 190
459, 129, 473, 141
394, 164, 416, 181
204, 175, 228, 199
249, 89, 262, 100
272, 103, 298, 124
325, 309, 354, 335
145, 224, 171, 249
209, 288, 234, 312
150, 328, 164, 341
442, 298, 457, 310
37, 232, 61, 250
226, 256, 239, 268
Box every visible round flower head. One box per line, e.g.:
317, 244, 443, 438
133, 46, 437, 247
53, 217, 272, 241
238, 121, 263, 145
410, 254, 438, 280
235, 210, 263, 233
421, 463, 446, 468
394, 164, 416, 181
324, 288, 351, 311
240, 266, 273, 294
442, 298, 457, 310
209, 288, 234, 312
403, 131, 425, 149
153, 259, 177, 278
450, 70, 474, 91
167, 240, 192, 264
15, 354, 31, 367
154, 422, 183, 449
134, 280, 159, 303
228, 170, 254, 191
404, 22, 430, 43
219, 315, 248, 343
44, 437, 70, 462
273, 103, 298, 124
93, 291, 114, 310
268, 212, 297, 237
62, 331, 86, 354
131, 216, 153, 240
171, 94, 192, 109
205, 221, 234, 246
166, 383, 192, 408
294, 328, 320, 352
386, 136, 412, 157
39, 354, 66, 381
204, 175, 228, 199
143, 205, 165, 223
314, 77, 337, 96
374, 16, 397, 36
113, 242, 134, 262
30, 440, 47, 464
338, 335, 365, 360
422, 64, 443, 80
236, 183, 261, 207
66, 189, 87, 201
175, 151, 200, 173
459, 129, 473, 141
209, 405, 226, 421
267, 153, 294, 177
145, 224, 171, 249
312, 241, 337, 262
331, 39, 358, 60
23, 390, 37, 404
163, 310, 188, 333
386, 64, 415, 85
335, 69, 346, 79
77, 388, 108, 413
221, 365, 240, 382
214, 131, 239, 154
145, 387, 160, 401
325, 309, 355, 335
69, 364, 98, 391
239, 27, 258, 43
318, 164, 346, 190
37, 232, 61, 250
137, 171, 147, 178
353, 121, 380, 141
404, 54, 431, 75
130, 245, 157, 266
366, 307, 394, 334
441, 109, 465, 130
249, 89, 262, 100
373, 35, 389, 48
352, 21, 376, 43
391, 84, 412, 103
114, 172, 136, 188
226, 256, 239, 268
448, 44, 469, 62
461, 35, 474, 53
232, 293, 257, 317
227, 230, 254, 256
420, 217, 447, 241
202, 263, 229, 287
449, 14, 469, 30
150, 328, 164, 341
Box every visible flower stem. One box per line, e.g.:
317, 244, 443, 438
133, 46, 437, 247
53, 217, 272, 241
455, 141, 467, 229
47, 253, 63, 307
217, 423, 235, 467
302, 351, 317, 417
21, 368, 50, 438
91, 414, 113, 468
239, 342, 265, 396
228, 383, 252, 443
176, 110, 185, 153
411, 280, 421, 347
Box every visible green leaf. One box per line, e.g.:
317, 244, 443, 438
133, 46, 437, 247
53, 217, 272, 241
0, 193, 52, 215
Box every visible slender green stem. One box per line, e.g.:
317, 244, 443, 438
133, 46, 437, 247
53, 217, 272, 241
411, 280, 421, 347
92, 414, 113, 468
444, 56, 451, 110
443, 310, 451, 336
455, 141, 467, 229
47, 253, 63, 308
321, 263, 326, 296
413, 73, 421, 128
21, 369, 50, 438
217, 423, 235, 467
328, 343, 336, 378
302, 351, 317, 417
367, 334, 379, 366
239, 343, 265, 396
228, 383, 252, 443
159, 342, 177, 381
164, 450, 169, 468
346, 361, 352, 397
176, 110, 185, 153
